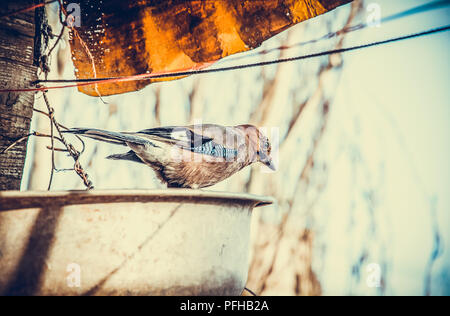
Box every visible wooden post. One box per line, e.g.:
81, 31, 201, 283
0, 1, 40, 190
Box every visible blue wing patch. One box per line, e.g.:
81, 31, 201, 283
192, 141, 238, 159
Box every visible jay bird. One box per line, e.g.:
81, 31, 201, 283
65, 124, 275, 188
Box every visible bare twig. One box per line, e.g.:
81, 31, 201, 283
46, 146, 68, 152
30, 2, 93, 190
47, 24, 65, 60
41, 91, 93, 189
0, 131, 64, 155
54, 168, 75, 172
243, 287, 257, 296
47, 105, 55, 190
33, 107, 86, 155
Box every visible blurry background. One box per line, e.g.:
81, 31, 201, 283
22, 0, 449, 295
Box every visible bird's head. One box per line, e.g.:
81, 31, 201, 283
236, 124, 276, 171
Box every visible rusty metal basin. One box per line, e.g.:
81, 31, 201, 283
0, 190, 274, 296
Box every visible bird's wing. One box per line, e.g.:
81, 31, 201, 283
134, 126, 213, 149
190, 124, 246, 146
134, 125, 242, 158
65, 128, 150, 146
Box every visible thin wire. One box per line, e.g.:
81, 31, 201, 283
1, 1, 447, 92
0, 24, 448, 93
243, 287, 258, 296
37, 24, 450, 84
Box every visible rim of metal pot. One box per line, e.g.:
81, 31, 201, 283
0, 189, 275, 211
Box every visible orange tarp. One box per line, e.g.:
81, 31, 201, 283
66, 0, 353, 96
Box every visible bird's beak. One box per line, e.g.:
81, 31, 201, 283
265, 159, 276, 171
259, 152, 276, 171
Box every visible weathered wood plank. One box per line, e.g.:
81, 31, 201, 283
0, 0, 39, 190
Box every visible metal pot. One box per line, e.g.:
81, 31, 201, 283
0, 189, 273, 296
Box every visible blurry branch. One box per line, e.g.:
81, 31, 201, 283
281, 1, 361, 149
249, 32, 296, 126
243, 167, 254, 193
47, 22, 65, 66
294, 229, 322, 295
253, 213, 289, 294
188, 79, 200, 123
154, 86, 161, 126
247, 1, 364, 296
288, 101, 330, 208
248, 99, 330, 294
243, 37, 291, 189
189, 78, 205, 123
284, 100, 308, 143
286, 0, 363, 205
47, 93, 55, 189
424, 197, 442, 296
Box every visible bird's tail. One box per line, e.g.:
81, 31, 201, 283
64, 128, 148, 146
106, 150, 144, 164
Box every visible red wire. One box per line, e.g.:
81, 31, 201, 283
0, 65, 208, 93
